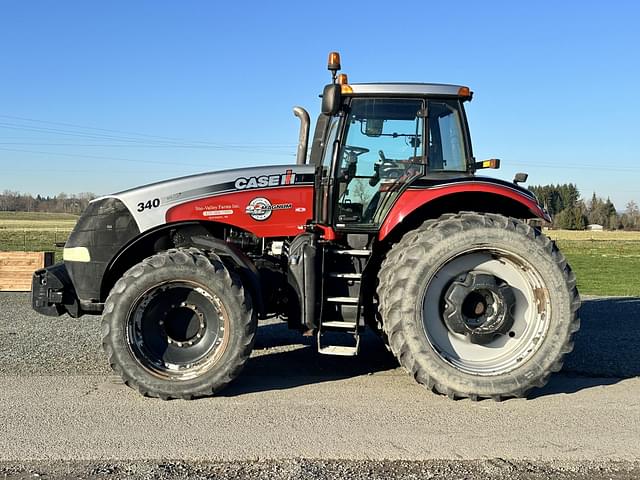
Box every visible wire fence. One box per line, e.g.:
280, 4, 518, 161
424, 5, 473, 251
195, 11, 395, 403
0, 227, 72, 262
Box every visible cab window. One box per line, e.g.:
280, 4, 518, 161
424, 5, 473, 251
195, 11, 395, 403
335, 98, 425, 227
427, 100, 468, 172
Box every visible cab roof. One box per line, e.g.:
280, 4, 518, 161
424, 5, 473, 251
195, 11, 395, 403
345, 82, 469, 97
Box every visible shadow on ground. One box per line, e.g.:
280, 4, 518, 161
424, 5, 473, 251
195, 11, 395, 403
532, 296, 640, 397
225, 297, 640, 397
223, 326, 398, 396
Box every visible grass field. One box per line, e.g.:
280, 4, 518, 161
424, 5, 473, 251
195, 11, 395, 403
0, 213, 638, 297
547, 229, 640, 297
0, 212, 77, 262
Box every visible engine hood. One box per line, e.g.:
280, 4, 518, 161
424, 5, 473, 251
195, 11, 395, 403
93, 164, 316, 232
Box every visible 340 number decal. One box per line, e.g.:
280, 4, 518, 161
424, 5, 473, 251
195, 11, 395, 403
137, 198, 160, 212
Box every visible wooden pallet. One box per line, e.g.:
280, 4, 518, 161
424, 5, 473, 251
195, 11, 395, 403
0, 252, 54, 292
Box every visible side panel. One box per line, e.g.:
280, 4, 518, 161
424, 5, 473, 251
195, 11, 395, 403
104, 164, 315, 233
166, 185, 314, 237
378, 181, 549, 241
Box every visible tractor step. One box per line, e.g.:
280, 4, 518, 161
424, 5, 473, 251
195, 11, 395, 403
330, 249, 371, 256
327, 272, 362, 279
317, 330, 360, 356
326, 296, 359, 304
321, 320, 358, 329
317, 344, 359, 356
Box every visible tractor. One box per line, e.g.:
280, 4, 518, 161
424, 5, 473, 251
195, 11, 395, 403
32, 52, 580, 400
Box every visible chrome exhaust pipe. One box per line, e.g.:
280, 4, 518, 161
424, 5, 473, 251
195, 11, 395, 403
293, 106, 310, 165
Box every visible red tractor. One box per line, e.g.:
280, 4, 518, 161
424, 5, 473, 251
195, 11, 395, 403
32, 53, 580, 400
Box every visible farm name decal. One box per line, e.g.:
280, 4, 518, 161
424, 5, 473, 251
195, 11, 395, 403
234, 169, 296, 190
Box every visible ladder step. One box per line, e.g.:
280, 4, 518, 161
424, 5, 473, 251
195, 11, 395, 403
326, 296, 359, 304
330, 249, 371, 256
322, 320, 358, 329
318, 345, 359, 356
327, 272, 362, 279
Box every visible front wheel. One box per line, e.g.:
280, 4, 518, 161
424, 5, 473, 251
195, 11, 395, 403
102, 248, 256, 399
378, 213, 580, 400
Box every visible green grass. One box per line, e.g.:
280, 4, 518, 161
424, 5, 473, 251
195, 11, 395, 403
0, 212, 76, 262
553, 238, 640, 297
547, 230, 640, 296
0, 211, 79, 222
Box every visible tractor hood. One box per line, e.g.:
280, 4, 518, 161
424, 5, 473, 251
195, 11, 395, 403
94, 164, 316, 232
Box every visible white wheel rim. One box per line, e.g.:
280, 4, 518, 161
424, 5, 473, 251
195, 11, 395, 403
422, 249, 550, 375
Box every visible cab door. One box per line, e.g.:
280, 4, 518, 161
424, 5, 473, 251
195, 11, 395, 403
331, 98, 426, 231
313, 114, 343, 226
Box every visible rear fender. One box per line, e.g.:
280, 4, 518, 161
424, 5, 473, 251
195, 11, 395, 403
379, 184, 549, 242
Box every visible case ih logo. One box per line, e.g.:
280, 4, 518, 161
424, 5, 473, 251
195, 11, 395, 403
234, 169, 295, 190
245, 197, 292, 221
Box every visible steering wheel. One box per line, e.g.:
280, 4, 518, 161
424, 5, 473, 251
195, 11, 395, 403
343, 145, 370, 159
340, 145, 370, 181
370, 149, 406, 186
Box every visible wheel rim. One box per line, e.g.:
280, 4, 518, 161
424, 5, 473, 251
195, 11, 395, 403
421, 248, 551, 376
126, 280, 230, 380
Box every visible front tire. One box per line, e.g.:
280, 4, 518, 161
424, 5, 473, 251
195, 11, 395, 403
378, 213, 580, 400
102, 248, 256, 399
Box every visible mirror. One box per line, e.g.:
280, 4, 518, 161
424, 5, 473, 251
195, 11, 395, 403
321, 84, 342, 115
364, 119, 383, 137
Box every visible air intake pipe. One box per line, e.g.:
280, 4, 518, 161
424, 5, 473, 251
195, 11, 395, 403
293, 106, 310, 165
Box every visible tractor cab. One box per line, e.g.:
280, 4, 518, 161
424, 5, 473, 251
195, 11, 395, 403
306, 54, 483, 234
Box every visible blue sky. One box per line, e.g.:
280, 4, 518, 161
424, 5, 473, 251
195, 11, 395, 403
1, 1, 638, 209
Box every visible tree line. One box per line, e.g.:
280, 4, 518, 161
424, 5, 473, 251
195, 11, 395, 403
529, 184, 640, 230
0, 190, 96, 215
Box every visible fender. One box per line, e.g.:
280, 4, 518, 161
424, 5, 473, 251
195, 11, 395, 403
189, 235, 265, 316
379, 178, 550, 241
101, 222, 265, 315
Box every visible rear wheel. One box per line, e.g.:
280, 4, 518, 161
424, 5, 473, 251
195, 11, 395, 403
378, 213, 580, 400
102, 248, 256, 399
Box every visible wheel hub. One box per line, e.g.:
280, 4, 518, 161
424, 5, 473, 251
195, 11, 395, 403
129, 282, 229, 379
160, 302, 206, 347
443, 272, 515, 344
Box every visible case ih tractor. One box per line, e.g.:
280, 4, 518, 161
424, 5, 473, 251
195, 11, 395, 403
32, 53, 580, 401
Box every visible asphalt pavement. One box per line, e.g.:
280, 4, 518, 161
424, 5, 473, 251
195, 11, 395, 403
0, 293, 639, 479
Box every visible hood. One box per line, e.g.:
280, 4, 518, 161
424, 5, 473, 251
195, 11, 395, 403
92, 164, 316, 232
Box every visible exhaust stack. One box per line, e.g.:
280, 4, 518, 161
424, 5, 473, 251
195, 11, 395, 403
293, 106, 310, 165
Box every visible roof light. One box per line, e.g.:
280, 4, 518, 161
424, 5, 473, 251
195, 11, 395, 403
337, 74, 348, 85
341, 84, 353, 94
458, 86, 473, 98
327, 52, 341, 72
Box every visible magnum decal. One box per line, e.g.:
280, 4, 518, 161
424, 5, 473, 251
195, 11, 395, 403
245, 197, 292, 221
234, 169, 296, 190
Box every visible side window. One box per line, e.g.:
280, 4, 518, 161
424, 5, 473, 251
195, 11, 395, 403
335, 98, 424, 227
428, 101, 467, 172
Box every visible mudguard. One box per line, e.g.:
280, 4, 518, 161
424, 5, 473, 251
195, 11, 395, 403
379, 177, 549, 241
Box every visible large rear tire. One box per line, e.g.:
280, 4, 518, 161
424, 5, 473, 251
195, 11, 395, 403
102, 248, 256, 399
378, 213, 580, 400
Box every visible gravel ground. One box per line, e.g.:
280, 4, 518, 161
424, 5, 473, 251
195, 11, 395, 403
1, 459, 640, 480
1, 293, 638, 380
